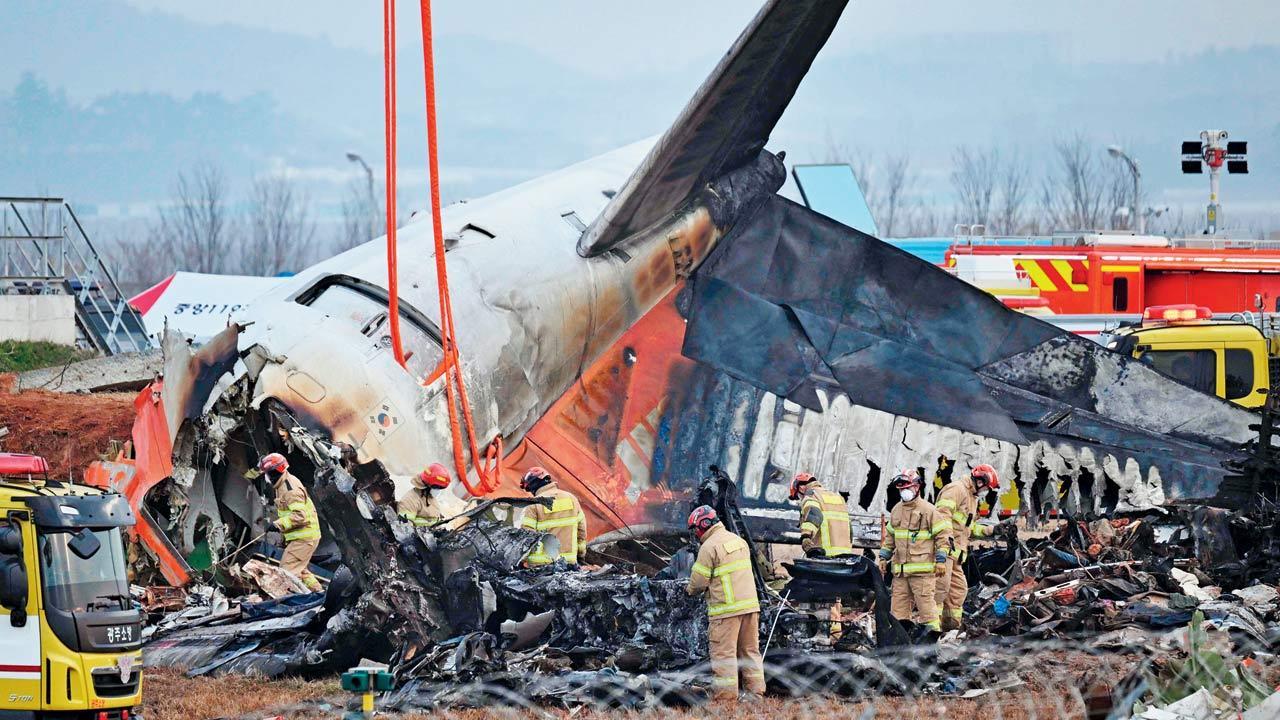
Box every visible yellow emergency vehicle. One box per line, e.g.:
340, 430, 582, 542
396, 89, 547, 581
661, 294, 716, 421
0, 453, 142, 719
1105, 304, 1277, 409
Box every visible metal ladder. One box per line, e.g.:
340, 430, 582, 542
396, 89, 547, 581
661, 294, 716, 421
1, 197, 151, 355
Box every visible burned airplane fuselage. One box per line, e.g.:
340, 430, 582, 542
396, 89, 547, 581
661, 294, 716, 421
151, 0, 1257, 598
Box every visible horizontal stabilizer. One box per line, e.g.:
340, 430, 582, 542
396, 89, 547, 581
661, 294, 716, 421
683, 197, 1255, 498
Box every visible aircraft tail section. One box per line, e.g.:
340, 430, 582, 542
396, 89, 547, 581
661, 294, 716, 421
576, 0, 848, 257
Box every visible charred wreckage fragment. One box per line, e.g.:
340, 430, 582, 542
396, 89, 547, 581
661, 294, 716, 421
142, 428, 903, 702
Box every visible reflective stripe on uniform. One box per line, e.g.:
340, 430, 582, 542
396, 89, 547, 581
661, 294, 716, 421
708, 598, 760, 617
530, 516, 581, 530
947, 608, 964, 619
399, 512, 435, 527
712, 558, 752, 577
707, 552, 758, 617
523, 492, 585, 564
891, 561, 936, 575
890, 519, 950, 541
692, 563, 712, 578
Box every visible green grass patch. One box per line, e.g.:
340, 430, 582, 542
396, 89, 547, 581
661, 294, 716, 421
0, 340, 93, 373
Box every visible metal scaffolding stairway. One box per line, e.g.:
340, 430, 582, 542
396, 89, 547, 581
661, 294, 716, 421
1, 197, 150, 355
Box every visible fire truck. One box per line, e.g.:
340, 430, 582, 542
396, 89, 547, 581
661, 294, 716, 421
947, 232, 1280, 317
0, 453, 141, 719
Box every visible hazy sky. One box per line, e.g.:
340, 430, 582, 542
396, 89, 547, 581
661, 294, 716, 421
6, 0, 1278, 234
124, 0, 1280, 69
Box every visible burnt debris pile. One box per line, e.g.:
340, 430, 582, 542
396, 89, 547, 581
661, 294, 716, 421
964, 499, 1280, 649
137, 451, 1280, 711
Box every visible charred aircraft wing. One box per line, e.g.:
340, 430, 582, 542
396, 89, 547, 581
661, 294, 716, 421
577, 0, 848, 256
682, 196, 1255, 499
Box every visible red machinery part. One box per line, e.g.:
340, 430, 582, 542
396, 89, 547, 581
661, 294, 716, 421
0, 453, 50, 476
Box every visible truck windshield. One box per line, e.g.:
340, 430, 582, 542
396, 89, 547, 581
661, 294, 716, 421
38, 528, 130, 613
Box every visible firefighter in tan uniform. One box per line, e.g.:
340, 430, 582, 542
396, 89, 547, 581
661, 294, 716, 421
686, 505, 765, 699
398, 462, 450, 527
258, 453, 323, 593
878, 470, 951, 631
518, 467, 587, 566
934, 464, 1006, 630
790, 473, 854, 557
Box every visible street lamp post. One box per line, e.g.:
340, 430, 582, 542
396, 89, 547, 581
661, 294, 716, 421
346, 152, 377, 240
1107, 145, 1144, 234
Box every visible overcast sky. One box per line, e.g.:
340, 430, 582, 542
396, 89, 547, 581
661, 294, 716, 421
124, 0, 1280, 70
6, 0, 1278, 234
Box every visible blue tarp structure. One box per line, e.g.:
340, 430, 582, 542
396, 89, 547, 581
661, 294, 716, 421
792, 164, 878, 236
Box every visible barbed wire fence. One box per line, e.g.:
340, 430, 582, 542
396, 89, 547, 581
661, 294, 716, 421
350, 615, 1277, 720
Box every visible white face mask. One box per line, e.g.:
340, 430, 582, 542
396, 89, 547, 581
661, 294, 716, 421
899, 488, 917, 502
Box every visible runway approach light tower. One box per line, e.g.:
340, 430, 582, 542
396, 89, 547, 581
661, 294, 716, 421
1181, 130, 1248, 235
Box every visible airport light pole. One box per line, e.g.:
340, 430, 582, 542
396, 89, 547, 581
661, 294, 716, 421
1107, 145, 1144, 234
346, 152, 378, 239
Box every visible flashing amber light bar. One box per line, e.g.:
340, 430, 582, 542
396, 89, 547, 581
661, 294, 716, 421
1142, 304, 1212, 323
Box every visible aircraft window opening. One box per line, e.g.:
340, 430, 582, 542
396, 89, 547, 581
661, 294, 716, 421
300, 279, 443, 379
460, 223, 495, 239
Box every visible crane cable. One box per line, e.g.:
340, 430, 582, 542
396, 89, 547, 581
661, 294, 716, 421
382, 0, 406, 367
383, 0, 501, 496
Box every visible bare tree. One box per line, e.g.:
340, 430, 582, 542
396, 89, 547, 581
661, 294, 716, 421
1103, 160, 1134, 230
153, 164, 234, 273
995, 150, 1031, 235
904, 201, 941, 236
1040, 136, 1107, 231
95, 220, 168, 297
336, 176, 382, 253
878, 153, 915, 237
240, 176, 316, 276
1148, 206, 1188, 238
950, 146, 999, 228
822, 136, 927, 238
824, 133, 878, 222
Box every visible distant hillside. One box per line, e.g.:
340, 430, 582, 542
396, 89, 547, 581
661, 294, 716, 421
3, 0, 1276, 230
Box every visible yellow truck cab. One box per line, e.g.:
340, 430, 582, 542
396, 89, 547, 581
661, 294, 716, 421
1105, 304, 1276, 409
0, 453, 141, 720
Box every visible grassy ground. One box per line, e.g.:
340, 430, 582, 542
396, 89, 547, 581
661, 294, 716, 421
142, 667, 343, 720
0, 340, 91, 373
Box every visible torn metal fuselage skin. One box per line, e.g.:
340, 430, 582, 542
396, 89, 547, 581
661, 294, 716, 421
150, 0, 852, 590
154, 147, 785, 577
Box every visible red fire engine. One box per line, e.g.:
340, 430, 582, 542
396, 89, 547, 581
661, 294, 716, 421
946, 232, 1280, 316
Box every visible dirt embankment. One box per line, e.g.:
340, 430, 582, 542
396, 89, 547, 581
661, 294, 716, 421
0, 373, 135, 479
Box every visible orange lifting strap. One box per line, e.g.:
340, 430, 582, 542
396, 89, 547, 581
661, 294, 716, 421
382, 0, 502, 495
